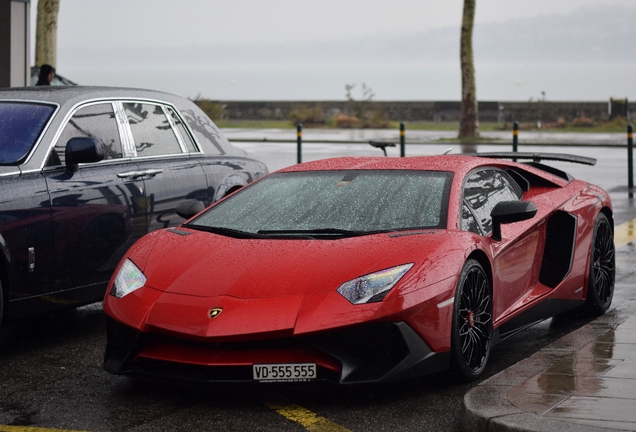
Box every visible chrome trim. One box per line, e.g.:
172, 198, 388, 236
44, 100, 132, 168
28, 247, 35, 272
119, 99, 196, 157
162, 105, 188, 153
40, 96, 208, 170
166, 105, 201, 153
0, 233, 11, 264
109, 101, 130, 157
5, 95, 210, 172
132, 153, 194, 162
117, 169, 163, 179
0, 99, 60, 167
25, 153, 186, 175
29, 157, 139, 175
0, 170, 21, 177
114, 101, 136, 157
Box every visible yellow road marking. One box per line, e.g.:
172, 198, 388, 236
615, 218, 636, 249
268, 403, 351, 432
0, 427, 86, 432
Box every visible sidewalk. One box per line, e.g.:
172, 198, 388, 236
462, 243, 636, 432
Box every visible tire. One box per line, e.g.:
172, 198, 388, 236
585, 212, 615, 315
450, 259, 492, 381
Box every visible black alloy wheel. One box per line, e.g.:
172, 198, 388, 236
586, 212, 615, 314
451, 259, 492, 381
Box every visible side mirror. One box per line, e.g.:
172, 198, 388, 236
176, 199, 205, 220
490, 200, 537, 241
65, 137, 104, 172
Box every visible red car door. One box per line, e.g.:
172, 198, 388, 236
461, 168, 542, 322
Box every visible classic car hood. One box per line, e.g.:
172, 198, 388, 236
139, 228, 447, 300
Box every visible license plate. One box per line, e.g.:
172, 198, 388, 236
253, 363, 317, 382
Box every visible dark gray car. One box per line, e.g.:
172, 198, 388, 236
0, 86, 268, 325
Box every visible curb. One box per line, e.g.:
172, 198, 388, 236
462, 294, 636, 432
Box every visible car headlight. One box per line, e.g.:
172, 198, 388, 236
337, 264, 413, 304
111, 259, 146, 298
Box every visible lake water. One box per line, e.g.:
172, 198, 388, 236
63, 62, 636, 102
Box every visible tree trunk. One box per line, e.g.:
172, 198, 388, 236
459, 0, 478, 148
36, 0, 60, 67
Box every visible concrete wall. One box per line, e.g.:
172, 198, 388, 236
218, 100, 633, 123
0, 0, 30, 88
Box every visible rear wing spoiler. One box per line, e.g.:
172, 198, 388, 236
467, 152, 597, 166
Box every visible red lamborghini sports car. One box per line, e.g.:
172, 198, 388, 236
103, 153, 615, 384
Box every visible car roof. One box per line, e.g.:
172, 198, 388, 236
0, 86, 181, 106
277, 155, 505, 172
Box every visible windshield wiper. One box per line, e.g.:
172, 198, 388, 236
256, 228, 389, 237
182, 224, 262, 239
182, 225, 391, 239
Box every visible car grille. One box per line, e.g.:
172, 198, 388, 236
105, 318, 413, 383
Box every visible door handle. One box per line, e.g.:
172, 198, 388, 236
117, 171, 144, 179
117, 169, 164, 179
142, 169, 163, 177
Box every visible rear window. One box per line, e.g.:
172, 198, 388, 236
124, 102, 183, 157
0, 102, 56, 165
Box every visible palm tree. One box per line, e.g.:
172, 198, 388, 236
459, 0, 478, 147
36, 0, 60, 67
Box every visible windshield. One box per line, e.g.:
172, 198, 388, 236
0, 102, 56, 165
189, 170, 452, 236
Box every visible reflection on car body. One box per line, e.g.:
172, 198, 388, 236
0, 86, 268, 325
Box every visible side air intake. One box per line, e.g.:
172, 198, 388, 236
540, 211, 577, 288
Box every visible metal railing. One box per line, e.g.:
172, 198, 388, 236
231, 122, 635, 189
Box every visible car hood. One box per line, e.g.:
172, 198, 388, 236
138, 228, 451, 299
115, 227, 469, 338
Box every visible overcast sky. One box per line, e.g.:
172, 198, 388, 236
33, 0, 635, 47
28, 0, 636, 101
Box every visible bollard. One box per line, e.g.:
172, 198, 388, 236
400, 122, 405, 157
296, 123, 302, 164
512, 121, 519, 153
629, 124, 634, 190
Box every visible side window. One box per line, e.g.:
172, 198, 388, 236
461, 203, 480, 234
461, 169, 522, 235
48, 103, 123, 166
123, 103, 183, 157
167, 107, 198, 152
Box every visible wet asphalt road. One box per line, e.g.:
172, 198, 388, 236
0, 303, 618, 432
1, 134, 635, 431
